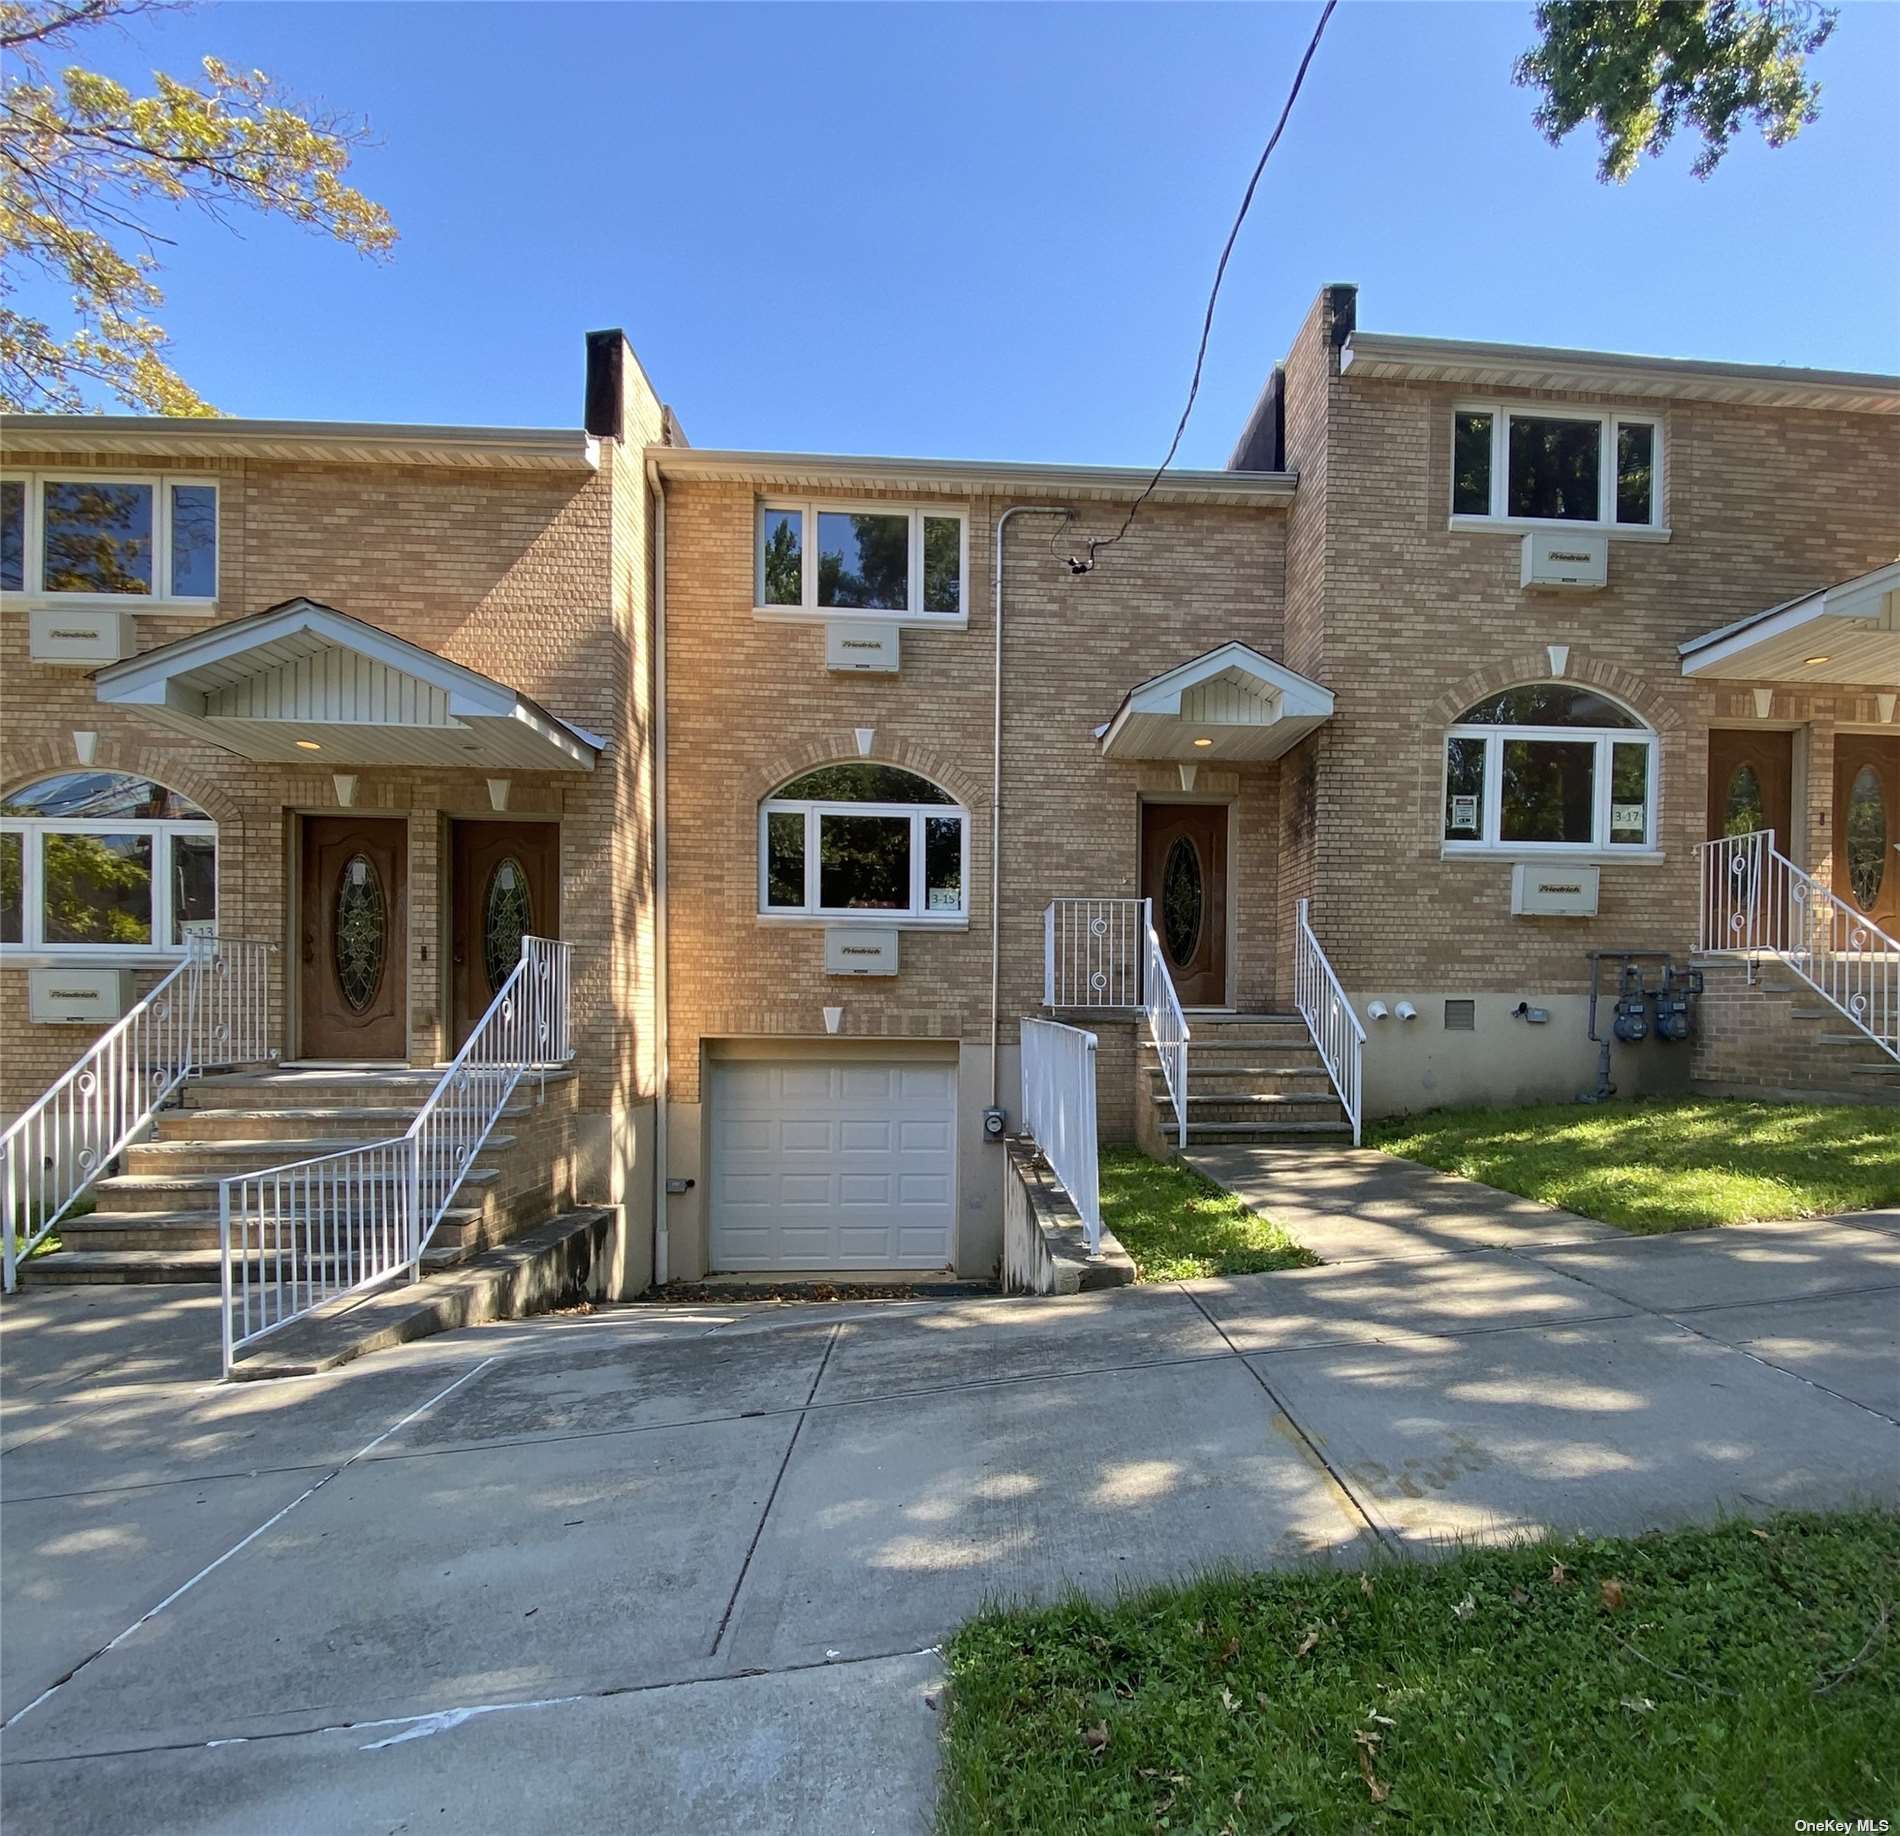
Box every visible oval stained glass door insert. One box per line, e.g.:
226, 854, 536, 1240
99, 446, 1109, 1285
333, 854, 387, 1013
1162, 836, 1204, 968
483, 857, 533, 993
1845, 765, 1887, 909
1723, 764, 1765, 838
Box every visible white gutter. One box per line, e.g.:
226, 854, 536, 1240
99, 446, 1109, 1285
990, 506, 1075, 1110
647, 462, 671, 1287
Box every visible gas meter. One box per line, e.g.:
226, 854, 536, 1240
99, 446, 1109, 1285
1611, 964, 1649, 1043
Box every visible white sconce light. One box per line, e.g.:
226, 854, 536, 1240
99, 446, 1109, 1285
1178, 763, 1199, 793
487, 777, 511, 812
823, 1006, 843, 1035
1880, 692, 1897, 725
854, 728, 875, 758
1394, 1000, 1418, 1022
1366, 999, 1390, 1021
1752, 688, 1774, 720
1546, 644, 1569, 677
332, 773, 358, 809
71, 730, 98, 766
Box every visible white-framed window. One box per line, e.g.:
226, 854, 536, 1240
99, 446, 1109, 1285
1450, 404, 1660, 529
0, 471, 219, 602
760, 763, 968, 921
1442, 684, 1658, 853
756, 502, 967, 622
1, 772, 218, 955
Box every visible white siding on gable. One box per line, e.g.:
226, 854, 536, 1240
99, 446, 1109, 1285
203, 647, 460, 728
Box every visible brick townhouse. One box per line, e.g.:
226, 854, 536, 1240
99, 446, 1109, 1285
3, 285, 1895, 1307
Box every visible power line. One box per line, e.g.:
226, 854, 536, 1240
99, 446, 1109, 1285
1068, 0, 1338, 575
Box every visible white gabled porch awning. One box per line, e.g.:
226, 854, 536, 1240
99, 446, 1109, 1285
93, 598, 601, 771
1095, 641, 1334, 764
1679, 561, 1900, 685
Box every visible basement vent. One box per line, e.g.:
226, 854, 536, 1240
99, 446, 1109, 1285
1443, 999, 1476, 1032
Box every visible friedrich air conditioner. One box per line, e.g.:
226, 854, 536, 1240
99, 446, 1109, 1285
1520, 531, 1608, 592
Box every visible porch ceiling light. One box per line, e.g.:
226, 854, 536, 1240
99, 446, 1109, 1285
295, 738, 322, 751
1803, 655, 1831, 666
1192, 736, 1213, 748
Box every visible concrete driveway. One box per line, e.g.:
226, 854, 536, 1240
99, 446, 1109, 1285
3, 1208, 1897, 1834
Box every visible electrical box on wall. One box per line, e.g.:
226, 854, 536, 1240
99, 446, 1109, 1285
1520, 530, 1607, 592
28, 967, 134, 1024
824, 928, 900, 975
1511, 863, 1600, 917
28, 607, 137, 666
825, 622, 900, 673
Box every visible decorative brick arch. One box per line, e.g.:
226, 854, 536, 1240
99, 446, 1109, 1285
1426, 651, 1681, 734
2, 735, 244, 829
737, 733, 986, 816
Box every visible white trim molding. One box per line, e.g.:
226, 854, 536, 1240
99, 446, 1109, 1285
1097, 641, 1334, 764
1679, 561, 1900, 686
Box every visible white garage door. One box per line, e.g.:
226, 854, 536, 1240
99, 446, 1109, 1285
709, 1056, 957, 1270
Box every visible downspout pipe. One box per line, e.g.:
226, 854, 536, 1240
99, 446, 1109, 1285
989, 505, 1073, 1111
647, 462, 671, 1286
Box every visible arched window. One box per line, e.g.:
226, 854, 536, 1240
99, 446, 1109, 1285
1443, 684, 1657, 852
760, 763, 967, 920
0, 772, 217, 953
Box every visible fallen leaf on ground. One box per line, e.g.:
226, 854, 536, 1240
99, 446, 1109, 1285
1453, 1593, 1477, 1621
1620, 1695, 1656, 1713
1295, 1625, 1321, 1657
1600, 1578, 1628, 1612
1550, 1561, 1572, 1586
1220, 1686, 1240, 1713
1360, 1574, 1375, 1598
1218, 1635, 1241, 1666
1357, 1745, 1390, 1803
1082, 1721, 1109, 1753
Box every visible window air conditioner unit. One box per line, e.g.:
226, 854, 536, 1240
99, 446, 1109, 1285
29, 607, 138, 666
1520, 531, 1608, 592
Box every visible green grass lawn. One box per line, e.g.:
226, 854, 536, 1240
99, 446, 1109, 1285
1369, 1098, 1900, 1233
937, 1513, 1900, 1836
1098, 1149, 1317, 1282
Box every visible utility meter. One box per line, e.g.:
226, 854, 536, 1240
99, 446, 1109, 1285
982, 1106, 1008, 1142
1651, 965, 1703, 1044
1611, 964, 1650, 1043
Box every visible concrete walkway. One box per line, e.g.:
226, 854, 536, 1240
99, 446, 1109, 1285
3, 1202, 1897, 1832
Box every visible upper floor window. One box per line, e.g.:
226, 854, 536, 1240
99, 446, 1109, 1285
0, 471, 219, 601
1451, 407, 1659, 529
1443, 684, 1657, 852
1, 772, 217, 954
757, 503, 966, 621
760, 763, 967, 920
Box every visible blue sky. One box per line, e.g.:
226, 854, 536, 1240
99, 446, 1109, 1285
31, 1, 1900, 465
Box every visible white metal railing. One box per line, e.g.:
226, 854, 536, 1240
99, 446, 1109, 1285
1044, 897, 1144, 1009
2, 937, 277, 1291
1294, 898, 1364, 1145
1698, 830, 1898, 1060
1019, 1017, 1102, 1254
1141, 908, 1191, 1147
219, 936, 573, 1375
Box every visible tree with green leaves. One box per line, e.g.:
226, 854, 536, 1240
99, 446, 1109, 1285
1517, 1, 1839, 182
0, 0, 395, 414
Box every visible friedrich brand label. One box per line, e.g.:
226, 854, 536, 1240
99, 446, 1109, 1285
824, 621, 900, 672
824, 927, 900, 975
1510, 863, 1600, 917
1519, 530, 1608, 592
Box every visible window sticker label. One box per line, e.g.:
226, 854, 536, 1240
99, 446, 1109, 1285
1611, 803, 1645, 832
1450, 795, 1479, 829
927, 888, 960, 912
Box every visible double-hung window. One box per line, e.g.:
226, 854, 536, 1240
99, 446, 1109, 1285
1451, 406, 1660, 529
1, 772, 218, 954
756, 502, 967, 622
760, 764, 967, 921
0, 472, 219, 601
1443, 685, 1658, 853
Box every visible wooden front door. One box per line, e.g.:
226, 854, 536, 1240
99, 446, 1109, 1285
1706, 729, 1793, 850
1834, 734, 1900, 935
1140, 803, 1228, 1008
300, 816, 408, 1060
450, 820, 560, 1050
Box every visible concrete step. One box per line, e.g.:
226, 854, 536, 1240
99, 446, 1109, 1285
1181, 1091, 1344, 1110
1159, 1118, 1353, 1143
94, 1165, 502, 1214
123, 1134, 517, 1178
181, 1071, 448, 1109
1149, 1065, 1331, 1090
165, 1101, 533, 1141
55, 1204, 488, 1253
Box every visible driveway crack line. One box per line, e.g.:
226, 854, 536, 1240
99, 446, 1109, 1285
1178, 1284, 1398, 1557
1, 1353, 503, 1734
708, 1320, 840, 1657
